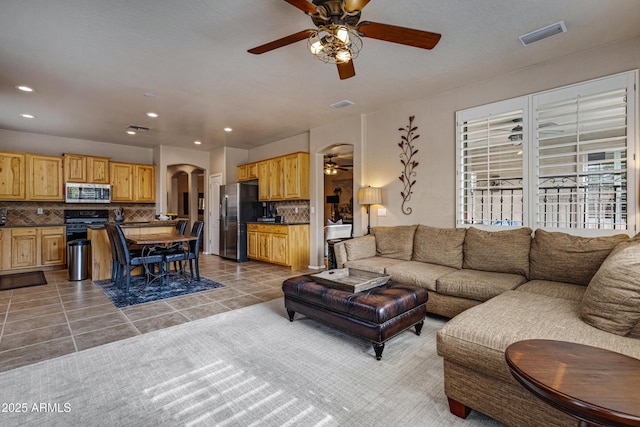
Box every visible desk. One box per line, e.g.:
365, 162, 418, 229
505, 339, 640, 427
126, 233, 197, 285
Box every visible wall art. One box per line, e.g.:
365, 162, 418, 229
398, 115, 420, 215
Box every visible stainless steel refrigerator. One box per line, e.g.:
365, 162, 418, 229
219, 182, 260, 261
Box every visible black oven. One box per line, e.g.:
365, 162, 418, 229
64, 209, 109, 241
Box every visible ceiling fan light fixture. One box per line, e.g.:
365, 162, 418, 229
307, 24, 361, 64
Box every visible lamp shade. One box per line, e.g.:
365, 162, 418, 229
357, 187, 382, 205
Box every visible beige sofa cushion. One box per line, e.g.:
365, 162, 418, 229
463, 227, 532, 277
516, 280, 586, 302
385, 261, 457, 292
343, 235, 376, 261
437, 269, 527, 302
372, 225, 417, 260
412, 225, 466, 269
581, 239, 640, 336
529, 229, 628, 285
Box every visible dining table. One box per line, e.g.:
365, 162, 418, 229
125, 232, 198, 286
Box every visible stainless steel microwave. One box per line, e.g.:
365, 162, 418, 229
65, 183, 111, 203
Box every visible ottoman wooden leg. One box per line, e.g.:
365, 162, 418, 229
415, 320, 424, 336
287, 309, 295, 321
373, 343, 385, 360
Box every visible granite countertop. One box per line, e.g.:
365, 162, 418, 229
246, 221, 310, 225
87, 220, 178, 229
1, 223, 65, 228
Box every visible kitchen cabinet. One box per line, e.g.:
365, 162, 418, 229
247, 223, 309, 270
0, 151, 26, 200
255, 152, 309, 201
283, 152, 309, 199
134, 164, 155, 202
27, 154, 64, 201
237, 162, 258, 182
1, 226, 66, 272
110, 162, 155, 203
40, 226, 66, 266
110, 162, 134, 202
63, 154, 110, 184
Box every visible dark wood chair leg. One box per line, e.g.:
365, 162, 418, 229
448, 397, 471, 419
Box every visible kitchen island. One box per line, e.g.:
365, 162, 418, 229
87, 221, 180, 280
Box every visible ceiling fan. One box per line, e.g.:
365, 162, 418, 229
248, 0, 441, 80
324, 154, 353, 174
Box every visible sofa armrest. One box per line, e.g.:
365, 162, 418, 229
334, 235, 377, 268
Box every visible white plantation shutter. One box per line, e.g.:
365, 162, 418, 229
457, 70, 637, 234
457, 98, 527, 226
533, 73, 634, 231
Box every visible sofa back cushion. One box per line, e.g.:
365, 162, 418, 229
530, 229, 628, 285
413, 225, 466, 269
581, 238, 640, 336
343, 235, 376, 261
372, 225, 417, 260
463, 227, 532, 277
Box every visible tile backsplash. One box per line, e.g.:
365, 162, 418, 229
271, 200, 310, 223
0, 202, 156, 226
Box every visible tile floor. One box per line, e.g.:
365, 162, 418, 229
0, 254, 315, 373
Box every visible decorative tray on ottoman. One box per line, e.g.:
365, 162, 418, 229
310, 268, 391, 293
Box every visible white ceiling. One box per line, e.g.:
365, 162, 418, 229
1, 0, 639, 152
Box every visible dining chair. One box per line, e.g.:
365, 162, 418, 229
164, 221, 204, 282
104, 224, 121, 284
113, 224, 164, 295
175, 219, 188, 235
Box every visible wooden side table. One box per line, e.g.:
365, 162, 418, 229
327, 237, 352, 270
506, 339, 640, 427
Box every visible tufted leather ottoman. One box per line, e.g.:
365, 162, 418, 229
282, 275, 429, 360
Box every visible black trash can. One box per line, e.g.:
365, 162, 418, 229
68, 239, 91, 281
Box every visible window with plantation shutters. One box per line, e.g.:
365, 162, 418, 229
456, 70, 637, 235
457, 99, 527, 227
534, 79, 631, 230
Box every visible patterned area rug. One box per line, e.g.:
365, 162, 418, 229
0, 271, 47, 291
94, 273, 224, 308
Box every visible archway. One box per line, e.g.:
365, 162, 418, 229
166, 164, 205, 234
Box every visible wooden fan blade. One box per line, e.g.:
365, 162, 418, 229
337, 60, 356, 80
344, 0, 371, 12
358, 21, 441, 50
248, 29, 315, 54
284, 0, 318, 14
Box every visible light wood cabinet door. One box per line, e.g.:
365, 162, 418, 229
11, 228, 37, 269
0, 151, 26, 200
110, 162, 134, 202
40, 227, 65, 266
247, 229, 258, 259
246, 163, 258, 180
134, 164, 155, 202
283, 152, 309, 199
271, 232, 289, 265
257, 231, 271, 261
27, 154, 64, 200
237, 164, 248, 181
269, 157, 284, 200
88, 156, 110, 184
63, 154, 87, 183
258, 161, 270, 201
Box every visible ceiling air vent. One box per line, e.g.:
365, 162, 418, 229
330, 100, 355, 109
126, 124, 150, 133
519, 21, 567, 46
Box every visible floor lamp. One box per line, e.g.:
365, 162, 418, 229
358, 186, 382, 234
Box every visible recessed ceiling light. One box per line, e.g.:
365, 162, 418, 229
15, 85, 35, 92
20, 113, 36, 119
194, 140, 202, 145
146, 112, 158, 118
127, 130, 136, 135
224, 127, 233, 132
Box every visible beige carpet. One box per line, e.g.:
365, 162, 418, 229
0, 298, 505, 426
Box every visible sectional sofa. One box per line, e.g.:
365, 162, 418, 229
333, 225, 640, 427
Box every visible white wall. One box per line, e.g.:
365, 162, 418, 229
248, 132, 309, 162
0, 128, 153, 163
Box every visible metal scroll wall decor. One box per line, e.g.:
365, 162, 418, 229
398, 115, 420, 215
